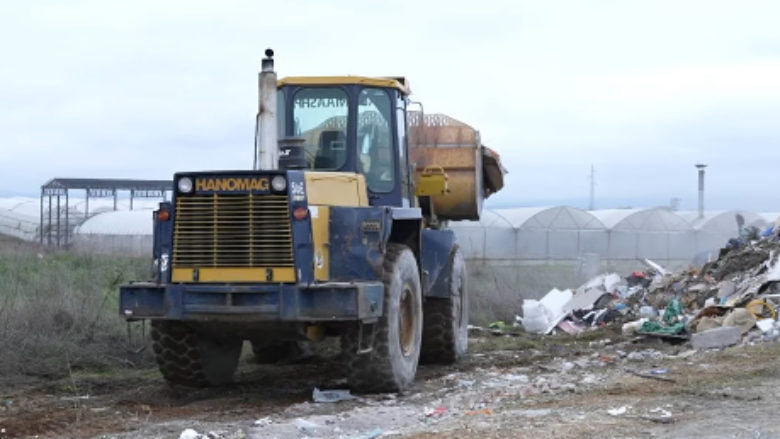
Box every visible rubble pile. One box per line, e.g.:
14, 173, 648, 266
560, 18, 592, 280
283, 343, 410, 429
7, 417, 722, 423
518, 237, 780, 350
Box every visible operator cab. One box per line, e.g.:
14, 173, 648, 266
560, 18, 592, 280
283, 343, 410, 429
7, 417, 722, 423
275, 76, 414, 208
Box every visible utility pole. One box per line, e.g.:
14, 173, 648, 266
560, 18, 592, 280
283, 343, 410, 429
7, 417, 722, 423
588, 165, 596, 210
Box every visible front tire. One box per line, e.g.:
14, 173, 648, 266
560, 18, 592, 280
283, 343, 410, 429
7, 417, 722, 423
341, 243, 423, 394
151, 321, 242, 388
420, 245, 469, 364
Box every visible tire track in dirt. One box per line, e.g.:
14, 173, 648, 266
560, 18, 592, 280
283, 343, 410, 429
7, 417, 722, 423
6, 331, 778, 439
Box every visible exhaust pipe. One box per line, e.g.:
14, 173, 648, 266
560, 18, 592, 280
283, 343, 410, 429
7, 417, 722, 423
255, 48, 278, 171
696, 164, 707, 220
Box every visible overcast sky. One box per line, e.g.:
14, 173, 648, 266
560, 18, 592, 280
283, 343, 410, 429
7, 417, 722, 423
1, 0, 779, 211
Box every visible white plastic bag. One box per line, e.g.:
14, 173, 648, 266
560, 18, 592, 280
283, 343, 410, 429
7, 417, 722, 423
521, 299, 553, 333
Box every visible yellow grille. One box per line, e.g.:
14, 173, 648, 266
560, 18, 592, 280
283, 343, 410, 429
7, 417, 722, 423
172, 194, 294, 268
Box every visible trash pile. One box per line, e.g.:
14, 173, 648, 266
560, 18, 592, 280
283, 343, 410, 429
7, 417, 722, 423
519, 237, 780, 350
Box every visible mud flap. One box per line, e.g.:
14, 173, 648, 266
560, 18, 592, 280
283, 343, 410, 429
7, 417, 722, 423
126, 320, 147, 354
356, 321, 377, 354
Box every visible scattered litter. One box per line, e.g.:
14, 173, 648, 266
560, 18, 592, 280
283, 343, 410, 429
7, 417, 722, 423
253, 417, 273, 427
643, 415, 676, 424
425, 407, 448, 417
179, 429, 201, 439
625, 368, 676, 383
511, 230, 780, 354
757, 319, 775, 333
608, 406, 630, 416
295, 418, 320, 436
465, 408, 494, 416
691, 326, 741, 350
348, 427, 384, 439
313, 387, 356, 403
649, 407, 673, 418
642, 407, 676, 424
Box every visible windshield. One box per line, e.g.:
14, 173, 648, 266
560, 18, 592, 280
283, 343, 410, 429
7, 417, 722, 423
293, 87, 349, 170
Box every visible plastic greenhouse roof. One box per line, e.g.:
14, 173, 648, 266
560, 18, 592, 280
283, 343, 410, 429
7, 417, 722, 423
0, 197, 164, 218
759, 212, 780, 225
0, 209, 38, 241
589, 208, 693, 232
74, 210, 155, 236
495, 207, 606, 230
9, 199, 42, 217
0, 209, 38, 229
0, 209, 37, 224
450, 207, 606, 230
676, 210, 767, 231
42, 177, 171, 190
450, 209, 513, 228
0, 197, 35, 211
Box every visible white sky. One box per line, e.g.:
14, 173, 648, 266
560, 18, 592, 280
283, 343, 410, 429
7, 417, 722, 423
1, 0, 779, 210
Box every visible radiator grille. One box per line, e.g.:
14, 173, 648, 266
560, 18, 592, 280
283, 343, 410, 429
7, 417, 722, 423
172, 194, 293, 268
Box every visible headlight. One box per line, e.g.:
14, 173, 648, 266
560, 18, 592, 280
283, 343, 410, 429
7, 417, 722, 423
178, 177, 193, 193
271, 175, 286, 191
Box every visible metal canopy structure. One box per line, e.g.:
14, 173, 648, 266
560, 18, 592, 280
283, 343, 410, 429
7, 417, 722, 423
40, 177, 172, 247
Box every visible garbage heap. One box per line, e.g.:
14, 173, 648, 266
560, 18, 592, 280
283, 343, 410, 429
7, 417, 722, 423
519, 237, 780, 349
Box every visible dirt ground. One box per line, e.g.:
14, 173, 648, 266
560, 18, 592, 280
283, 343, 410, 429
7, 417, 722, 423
2, 329, 780, 439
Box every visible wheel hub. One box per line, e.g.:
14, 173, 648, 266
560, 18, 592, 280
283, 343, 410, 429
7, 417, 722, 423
399, 284, 416, 356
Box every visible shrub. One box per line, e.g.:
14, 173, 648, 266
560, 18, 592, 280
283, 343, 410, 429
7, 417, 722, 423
0, 238, 152, 379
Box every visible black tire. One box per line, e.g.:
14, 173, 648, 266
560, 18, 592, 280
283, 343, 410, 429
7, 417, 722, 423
251, 341, 311, 364
420, 245, 469, 365
150, 321, 242, 388
341, 243, 423, 394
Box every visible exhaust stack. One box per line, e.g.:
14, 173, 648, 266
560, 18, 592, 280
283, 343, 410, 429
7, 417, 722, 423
696, 164, 707, 220
256, 48, 278, 171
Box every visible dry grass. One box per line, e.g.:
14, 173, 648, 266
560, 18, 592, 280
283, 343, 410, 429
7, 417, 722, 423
0, 232, 646, 380
0, 237, 152, 380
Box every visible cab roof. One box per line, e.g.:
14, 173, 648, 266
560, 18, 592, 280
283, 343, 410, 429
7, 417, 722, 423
277, 76, 411, 95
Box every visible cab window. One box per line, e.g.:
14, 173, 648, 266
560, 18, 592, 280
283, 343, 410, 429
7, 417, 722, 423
357, 89, 394, 193
292, 87, 349, 170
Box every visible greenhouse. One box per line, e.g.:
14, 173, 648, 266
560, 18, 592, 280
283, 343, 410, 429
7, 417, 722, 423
2, 191, 776, 267
0, 196, 166, 245
588, 208, 696, 264
759, 212, 780, 226
0, 197, 160, 219
0, 209, 39, 241
73, 210, 154, 255
677, 210, 767, 232
676, 210, 768, 257
450, 207, 608, 261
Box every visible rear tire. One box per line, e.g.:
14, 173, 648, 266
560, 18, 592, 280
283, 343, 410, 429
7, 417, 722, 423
420, 245, 469, 364
341, 243, 423, 394
151, 321, 242, 388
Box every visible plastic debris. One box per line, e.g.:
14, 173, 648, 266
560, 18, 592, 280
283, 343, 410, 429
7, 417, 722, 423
465, 408, 494, 415
348, 427, 384, 439
313, 387, 356, 403
179, 429, 203, 439
295, 418, 320, 436
425, 407, 448, 417
607, 406, 630, 416
253, 417, 273, 426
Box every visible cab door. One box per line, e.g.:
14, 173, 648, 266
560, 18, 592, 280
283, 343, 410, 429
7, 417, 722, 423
396, 94, 413, 208
356, 87, 405, 208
